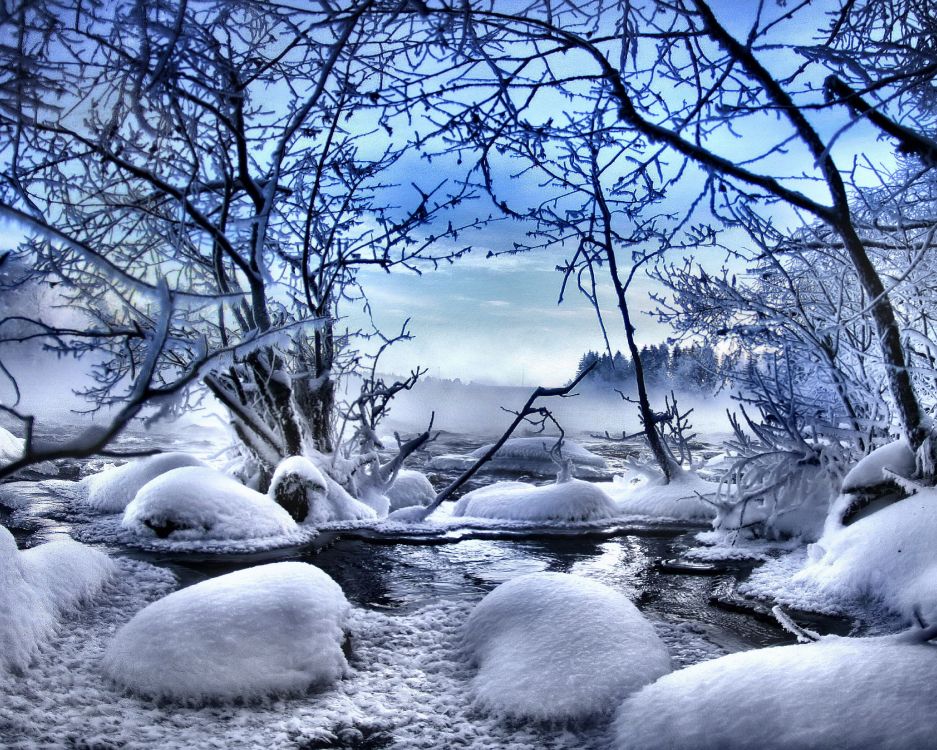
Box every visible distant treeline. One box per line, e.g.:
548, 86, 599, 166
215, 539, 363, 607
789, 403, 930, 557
573, 344, 719, 392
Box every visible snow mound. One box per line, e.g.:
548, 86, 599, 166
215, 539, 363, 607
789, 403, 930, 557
599, 471, 716, 521
430, 437, 607, 477
792, 493, 937, 622
613, 635, 937, 750
0, 526, 114, 673
453, 478, 618, 522
0, 425, 23, 465
268, 456, 375, 524
123, 466, 297, 540
386, 469, 435, 511
463, 572, 670, 721
103, 561, 350, 701
841, 439, 915, 493
83, 452, 207, 513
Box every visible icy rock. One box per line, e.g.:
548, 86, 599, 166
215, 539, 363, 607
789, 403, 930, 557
386, 469, 435, 511
841, 439, 916, 493
103, 561, 350, 701
463, 572, 670, 721
83, 452, 207, 513
599, 471, 716, 521
794, 492, 937, 622
453, 478, 617, 522
0, 425, 23, 465
0, 526, 114, 673
613, 634, 937, 750
123, 466, 297, 540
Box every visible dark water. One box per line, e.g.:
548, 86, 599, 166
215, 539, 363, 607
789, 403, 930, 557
1, 427, 849, 656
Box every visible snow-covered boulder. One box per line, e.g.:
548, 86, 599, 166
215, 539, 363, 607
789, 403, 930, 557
430, 437, 607, 476
613, 634, 937, 750
0, 425, 23, 465
453, 478, 618, 523
1, 526, 114, 673
268, 456, 376, 524
123, 466, 297, 540
841, 439, 915, 494
83, 452, 207, 513
103, 561, 350, 701
386, 469, 435, 511
463, 572, 670, 721
600, 471, 717, 521
793, 493, 937, 622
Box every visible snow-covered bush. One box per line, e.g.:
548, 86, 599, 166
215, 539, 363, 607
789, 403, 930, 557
103, 561, 350, 701
463, 572, 670, 721
453, 478, 617, 523
793, 493, 937, 622
122, 466, 297, 540
613, 634, 937, 749
1, 526, 114, 673
83, 452, 207, 513
268, 455, 376, 524
431, 437, 606, 476
385, 469, 435, 511
599, 470, 717, 521
0, 426, 23, 465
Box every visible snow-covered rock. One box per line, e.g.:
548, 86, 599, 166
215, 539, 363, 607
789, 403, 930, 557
430, 437, 607, 476
123, 466, 297, 540
83, 452, 207, 513
268, 456, 375, 524
0, 425, 23, 465
793, 493, 937, 622
613, 634, 937, 750
841, 439, 915, 493
453, 478, 618, 522
1, 526, 114, 673
599, 470, 716, 521
463, 572, 670, 721
103, 561, 350, 701
386, 469, 435, 511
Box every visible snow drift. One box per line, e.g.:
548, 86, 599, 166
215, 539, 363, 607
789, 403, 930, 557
613, 634, 937, 750
0, 526, 114, 673
123, 466, 297, 540
600, 471, 716, 521
463, 572, 670, 721
83, 452, 207, 513
0, 425, 23, 465
103, 561, 350, 701
453, 478, 618, 523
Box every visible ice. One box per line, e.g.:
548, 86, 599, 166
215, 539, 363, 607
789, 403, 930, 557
599, 470, 717, 521
463, 572, 671, 721
453, 478, 618, 522
386, 469, 436, 511
0, 425, 23, 465
103, 562, 350, 702
0, 525, 114, 673
613, 634, 937, 749
122, 466, 297, 540
430, 437, 607, 477
82, 452, 207, 513
269, 455, 376, 523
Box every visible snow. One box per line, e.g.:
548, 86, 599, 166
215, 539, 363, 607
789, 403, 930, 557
613, 634, 937, 750
599, 470, 717, 521
0, 425, 23, 464
82, 452, 207, 513
463, 572, 671, 721
103, 562, 350, 702
0, 525, 114, 673
841, 439, 915, 493
386, 469, 436, 511
269, 455, 376, 524
430, 437, 607, 477
453, 478, 618, 522
122, 466, 297, 540
788, 493, 937, 623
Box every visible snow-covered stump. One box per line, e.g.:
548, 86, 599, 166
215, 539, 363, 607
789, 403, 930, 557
82, 452, 207, 513
123, 466, 297, 540
0, 526, 114, 673
612, 634, 937, 750
103, 562, 351, 702
463, 572, 670, 721
453, 478, 618, 523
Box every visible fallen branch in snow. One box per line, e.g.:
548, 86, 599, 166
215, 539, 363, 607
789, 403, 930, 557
771, 605, 821, 643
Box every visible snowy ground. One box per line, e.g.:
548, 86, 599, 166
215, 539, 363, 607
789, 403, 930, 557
0, 556, 725, 750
